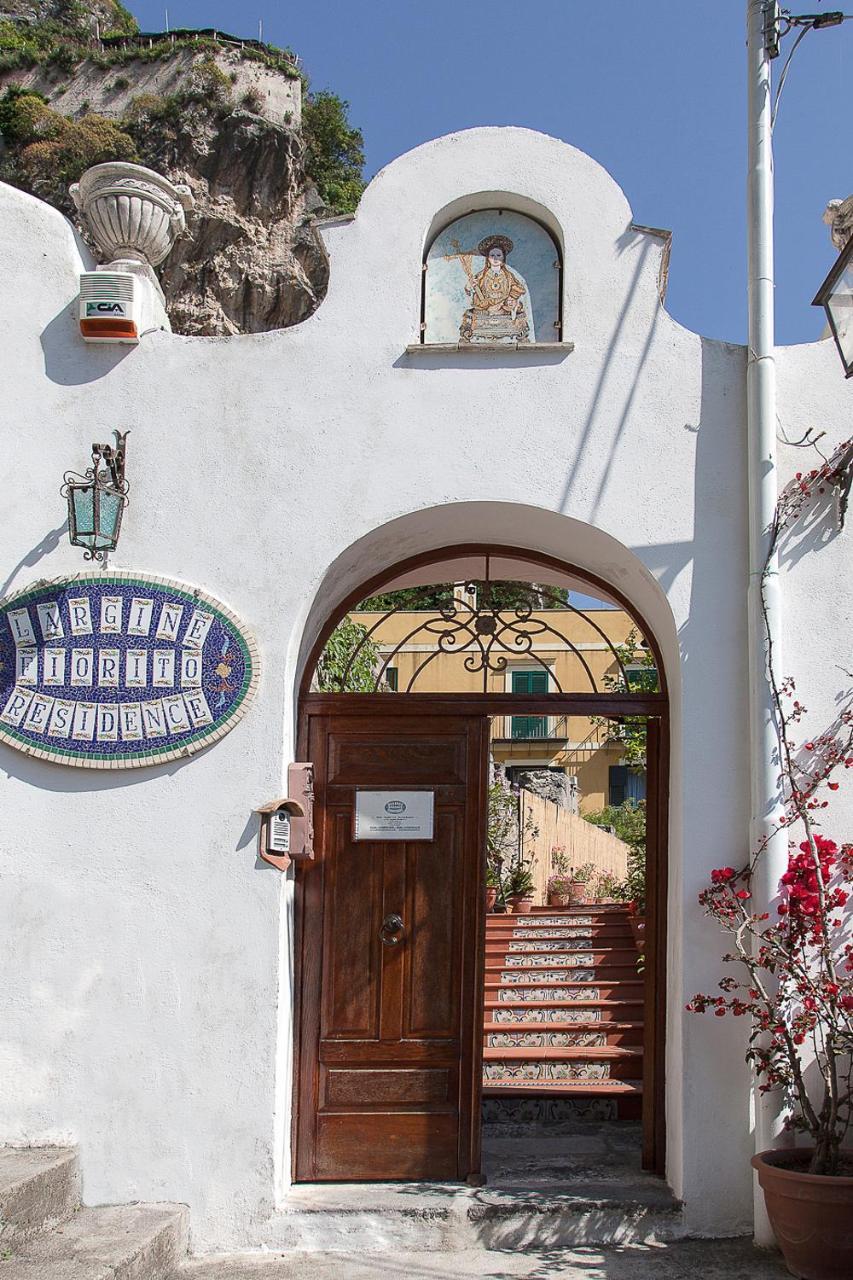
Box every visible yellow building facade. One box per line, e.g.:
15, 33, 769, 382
347, 595, 650, 815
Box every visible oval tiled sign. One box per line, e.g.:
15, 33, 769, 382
0, 573, 259, 768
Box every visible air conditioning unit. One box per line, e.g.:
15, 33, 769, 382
78, 271, 139, 343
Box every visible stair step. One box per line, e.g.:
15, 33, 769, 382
509, 906, 630, 914
484, 921, 630, 931
481, 993, 640, 1003
484, 1067, 642, 1085
484, 1046, 641, 1076
486, 936, 624, 946
482, 1080, 643, 1096
0, 1147, 80, 1246
484, 1021, 642, 1046
486, 915, 631, 927
484, 997, 643, 1011
258, 1164, 682, 1252
485, 978, 643, 990
484, 942, 637, 952
7, 1201, 189, 1279
486, 968, 641, 983
485, 1009, 643, 1026
486, 944, 639, 957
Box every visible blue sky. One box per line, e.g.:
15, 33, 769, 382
128, 1, 853, 346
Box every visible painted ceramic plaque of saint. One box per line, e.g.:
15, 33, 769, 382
423, 210, 560, 345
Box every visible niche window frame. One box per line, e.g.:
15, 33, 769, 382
413, 202, 571, 355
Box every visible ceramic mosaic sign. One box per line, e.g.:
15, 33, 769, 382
423, 209, 560, 345
0, 573, 259, 768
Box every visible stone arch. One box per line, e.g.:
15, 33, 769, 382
295, 501, 680, 706
292, 500, 682, 1184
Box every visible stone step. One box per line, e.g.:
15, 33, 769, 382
484, 1020, 643, 1046
485, 980, 643, 999
484, 1043, 642, 1060
257, 1175, 682, 1253
485, 928, 633, 943
486, 966, 641, 984
0, 1146, 80, 1246
488, 915, 625, 928
486, 945, 640, 961
7, 1201, 189, 1279
486, 947, 633, 962
512, 905, 631, 915
483, 1045, 642, 1083
489, 918, 629, 930
482, 1080, 643, 1098
488, 922, 632, 934
483, 998, 644, 1021
482, 1090, 643, 1124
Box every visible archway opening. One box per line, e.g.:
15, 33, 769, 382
294, 542, 669, 1188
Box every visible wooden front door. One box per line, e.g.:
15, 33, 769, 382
294, 710, 488, 1182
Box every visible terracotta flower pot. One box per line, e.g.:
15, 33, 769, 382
507, 894, 534, 915
485, 886, 498, 912
547, 892, 570, 907
569, 880, 590, 905
752, 1149, 853, 1280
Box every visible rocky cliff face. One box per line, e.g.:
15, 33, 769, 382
122, 94, 329, 336
0, 2, 342, 335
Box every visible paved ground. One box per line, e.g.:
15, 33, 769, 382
180, 1238, 790, 1278
481, 1121, 649, 1187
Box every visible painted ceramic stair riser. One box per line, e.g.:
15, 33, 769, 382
482, 905, 643, 1120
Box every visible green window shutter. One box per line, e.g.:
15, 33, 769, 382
511, 669, 549, 738
511, 670, 549, 694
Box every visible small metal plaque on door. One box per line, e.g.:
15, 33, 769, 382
354, 790, 434, 840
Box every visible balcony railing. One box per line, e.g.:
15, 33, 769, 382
495, 715, 570, 741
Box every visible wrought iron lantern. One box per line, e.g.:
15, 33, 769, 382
61, 430, 129, 564
813, 234, 853, 377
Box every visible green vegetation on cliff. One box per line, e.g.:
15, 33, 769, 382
0, 3, 137, 73
302, 90, 364, 214
0, 82, 137, 205
0, 3, 365, 215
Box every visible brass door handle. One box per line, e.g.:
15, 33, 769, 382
379, 913, 406, 946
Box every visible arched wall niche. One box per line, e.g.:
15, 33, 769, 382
294, 501, 680, 707
421, 193, 564, 345
423, 191, 565, 256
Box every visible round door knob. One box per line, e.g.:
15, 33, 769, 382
379, 913, 406, 946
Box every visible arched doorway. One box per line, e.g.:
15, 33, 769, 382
293, 544, 669, 1185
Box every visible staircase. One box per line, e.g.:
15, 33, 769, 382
482, 904, 643, 1120
0, 1146, 187, 1279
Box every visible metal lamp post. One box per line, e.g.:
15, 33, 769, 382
813, 234, 853, 376
61, 430, 129, 565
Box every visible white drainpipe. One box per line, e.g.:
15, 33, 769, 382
746, 0, 788, 1246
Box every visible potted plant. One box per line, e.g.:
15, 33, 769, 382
568, 861, 596, 905
505, 861, 536, 914
547, 871, 573, 907
687, 440, 853, 1280
485, 862, 500, 913
593, 869, 627, 903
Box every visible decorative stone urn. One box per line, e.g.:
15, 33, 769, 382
70, 162, 193, 270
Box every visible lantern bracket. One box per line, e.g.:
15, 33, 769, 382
93, 429, 129, 490
60, 429, 130, 566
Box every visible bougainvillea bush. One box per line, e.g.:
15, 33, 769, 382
687, 439, 853, 1177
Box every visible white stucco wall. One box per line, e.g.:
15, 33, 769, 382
0, 126, 850, 1249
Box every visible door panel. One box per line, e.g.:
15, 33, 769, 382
323, 811, 383, 1038
406, 813, 463, 1038
295, 712, 488, 1182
